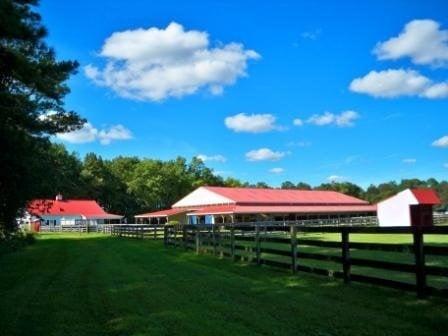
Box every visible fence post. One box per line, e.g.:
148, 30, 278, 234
290, 225, 297, 273
341, 228, 351, 284
413, 228, 427, 298
163, 226, 168, 247
255, 225, 261, 265
212, 225, 217, 256
230, 225, 235, 261
195, 226, 200, 254
181, 225, 186, 249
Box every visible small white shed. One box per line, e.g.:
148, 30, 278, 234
377, 188, 440, 227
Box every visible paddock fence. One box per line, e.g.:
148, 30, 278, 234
110, 224, 165, 239
163, 223, 448, 299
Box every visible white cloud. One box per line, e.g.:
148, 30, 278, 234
374, 19, 448, 66
196, 154, 227, 163
301, 29, 321, 40
307, 111, 359, 127
98, 125, 133, 145
287, 141, 311, 147
402, 158, 417, 164
350, 69, 448, 99
225, 113, 280, 133
85, 22, 260, 101
269, 167, 284, 174
245, 148, 285, 161
432, 135, 448, 148
56, 123, 132, 145
293, 118, 303, 126
327, 175, 346, 182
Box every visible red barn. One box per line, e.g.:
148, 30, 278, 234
26, 194, 123, 229
136, 186, 376, 224
377, 188, 440, 227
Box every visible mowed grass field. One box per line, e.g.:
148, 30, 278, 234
0, 233, 447, 336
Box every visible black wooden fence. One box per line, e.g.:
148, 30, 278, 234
163, 224, 448, 299
111, 224, 165, 239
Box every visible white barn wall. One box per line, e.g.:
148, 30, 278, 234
377, 189, 417, 227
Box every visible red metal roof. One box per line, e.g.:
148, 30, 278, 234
190, 204, 377, 216
27, 199, 122, 218
411, 188, 441, 205
203, 186, 368, 205
135, 208, 190, 218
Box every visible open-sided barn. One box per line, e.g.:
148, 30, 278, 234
135, 186, 377, 224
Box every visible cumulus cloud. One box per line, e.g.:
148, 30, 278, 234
196, 154, 227, 163
269, 167, 284, 174
327, 175, 346, 182
350, 69, 448, 98
293, 118, 303, 126
307, 111, 359, 127
374, 19, 448, 66
84, 22, 260, 101
225, 113, 280, 133
245, 148, 285, 161
402, 158, 417, 164
432, 135, 448, 148
56, 123, 132, 145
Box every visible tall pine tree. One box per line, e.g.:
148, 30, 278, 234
0, 0, 84, 233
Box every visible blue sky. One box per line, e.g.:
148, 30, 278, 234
40, 0, 448, 187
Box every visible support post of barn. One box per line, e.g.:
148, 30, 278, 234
342, 228, 351, 284
255, 224, 261, 265
413, 228, 427, 298
195, 225, 200, 254
230, 225, 235, 261
290, 225, 297, 273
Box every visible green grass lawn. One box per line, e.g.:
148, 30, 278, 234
1, 233, 447, 336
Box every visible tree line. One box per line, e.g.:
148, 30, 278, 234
41, 143, 448, 222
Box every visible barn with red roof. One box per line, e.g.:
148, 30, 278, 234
26, 194, 123, 228
135, 186, 376, 224
377, 188, 441, 227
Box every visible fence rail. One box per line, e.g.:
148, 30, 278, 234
110, 224, 165, 239
164, 224, 448, 299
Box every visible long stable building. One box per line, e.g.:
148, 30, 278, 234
135, 186, 376, 224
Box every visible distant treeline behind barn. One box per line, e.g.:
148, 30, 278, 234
38, 144, 448, 221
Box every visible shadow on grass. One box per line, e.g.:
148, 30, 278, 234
0, 233, 447, 336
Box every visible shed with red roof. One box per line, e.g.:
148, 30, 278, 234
377, 188, 440, 227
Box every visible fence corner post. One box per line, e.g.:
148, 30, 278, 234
255, 225, 261, 265
341, 228, 351, 284
413, 227, 427, 298
290, 225, 297, 273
